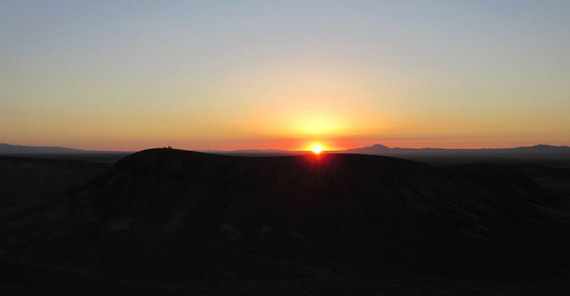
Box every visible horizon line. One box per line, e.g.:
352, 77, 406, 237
2, 142, 570, 154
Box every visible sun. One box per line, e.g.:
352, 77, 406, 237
311, 144, 323, 155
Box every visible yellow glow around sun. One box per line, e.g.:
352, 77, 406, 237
311, 144, 323, 154
295, 114, 348, 137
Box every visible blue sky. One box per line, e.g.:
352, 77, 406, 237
1, 1, 569, 150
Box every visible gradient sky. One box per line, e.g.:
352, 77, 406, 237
1, 1, 569, 151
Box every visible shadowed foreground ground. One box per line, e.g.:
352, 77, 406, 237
1, 149, 570, 295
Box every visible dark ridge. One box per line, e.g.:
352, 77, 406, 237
446, 163, 561, 204
0, 155, 113, 207
512, 164, 570, 179
1, 148, 570, 285
0, 155, 103, 170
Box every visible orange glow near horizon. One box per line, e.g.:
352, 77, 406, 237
6, 134, 570, 153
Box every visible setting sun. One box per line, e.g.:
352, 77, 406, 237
311, 144, 323, 155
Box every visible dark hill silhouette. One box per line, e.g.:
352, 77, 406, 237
2, 148, 570, 286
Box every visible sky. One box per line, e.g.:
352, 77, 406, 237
1, 1, 569, 151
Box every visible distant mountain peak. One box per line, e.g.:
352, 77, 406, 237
0, 143, 87, 154
528, 144, 562, 148
348, 144, 391, 152
369, 144, 390, 149
0, 143, 130, 154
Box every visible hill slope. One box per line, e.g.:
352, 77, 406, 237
2, 149, 570, 283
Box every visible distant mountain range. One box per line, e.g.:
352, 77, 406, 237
217, 144, 570, 159
343, 144, 570, 156
0, 143, 131, 154
3, 143, 570, 158
0, 143, 89, 154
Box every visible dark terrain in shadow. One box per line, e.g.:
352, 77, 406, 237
1, 149, 570, 295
